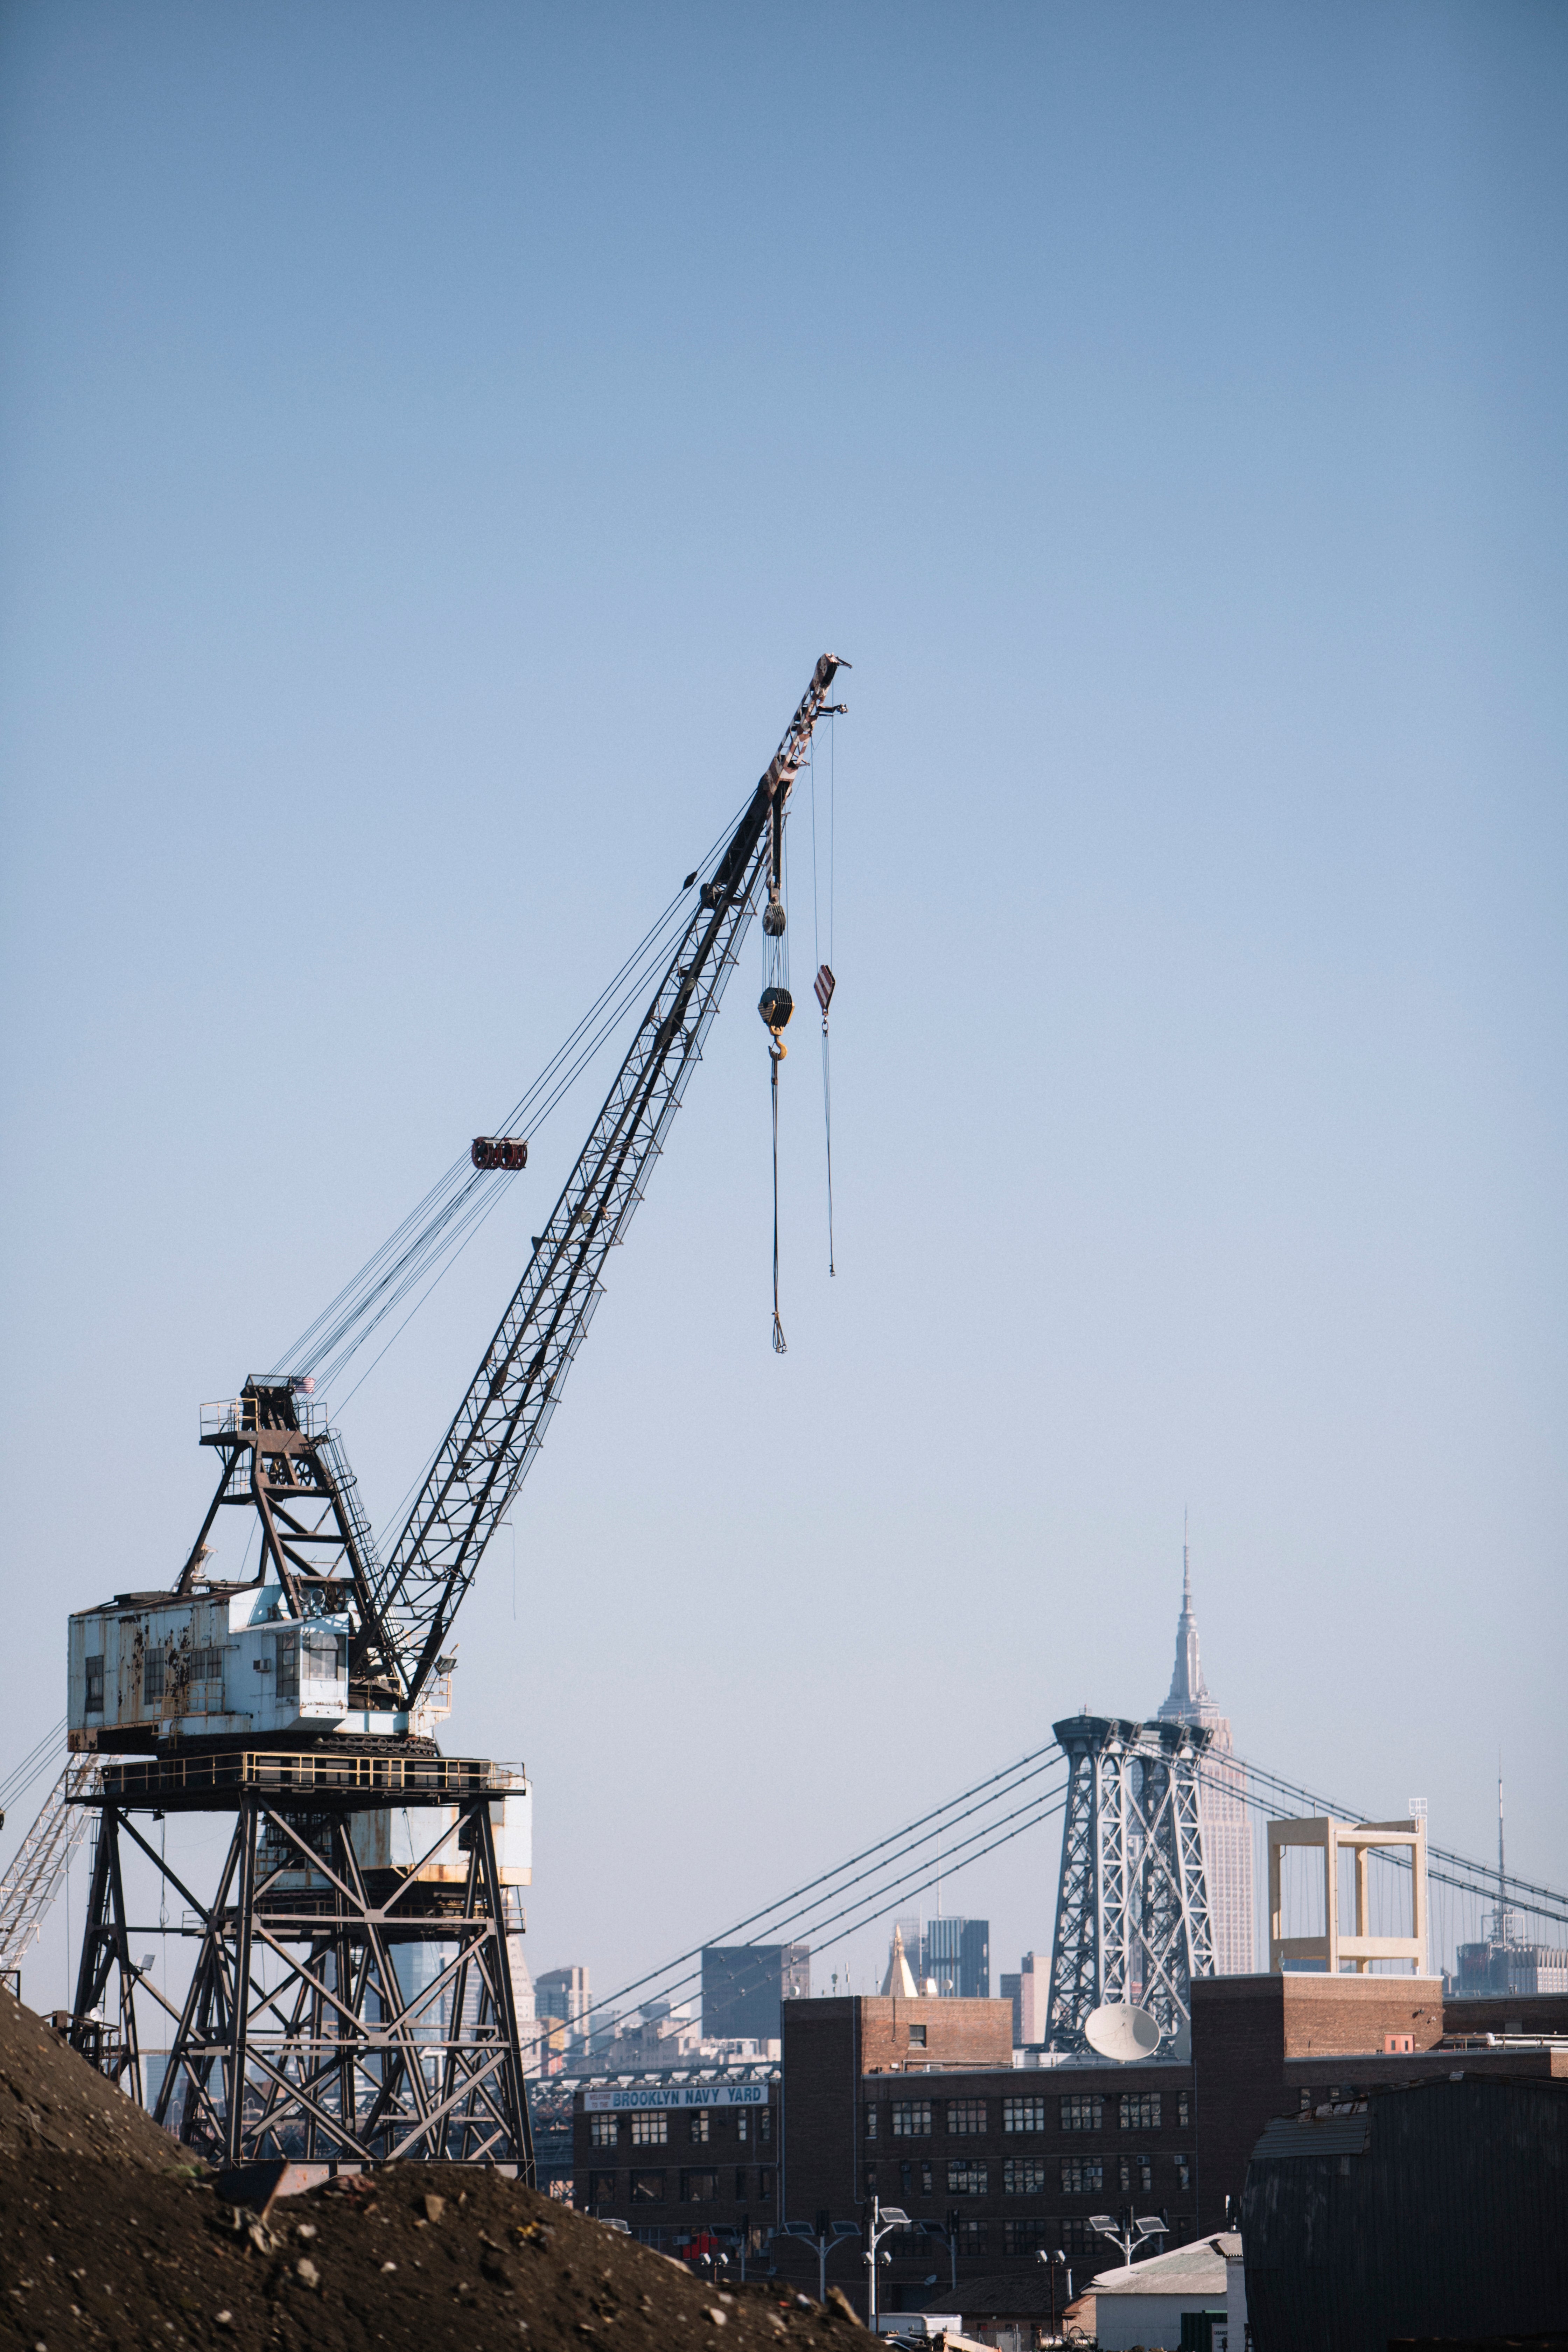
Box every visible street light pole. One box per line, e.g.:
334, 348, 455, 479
1035, 2249, 1071, 2338
925, 2218, 960, 2299
863, 2198, 910, 2331
1087, 2208, 1166, 2268
780, 2217, 861, 2306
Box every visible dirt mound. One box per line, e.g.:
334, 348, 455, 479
0, 1982, 188, 2170
0, 1994, 874, 2352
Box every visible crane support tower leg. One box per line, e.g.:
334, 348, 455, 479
68, 1754, 535, 2176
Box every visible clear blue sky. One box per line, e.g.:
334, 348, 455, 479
1, 2, 1563, 2012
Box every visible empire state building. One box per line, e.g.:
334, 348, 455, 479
1155, 1541, 1255, 1975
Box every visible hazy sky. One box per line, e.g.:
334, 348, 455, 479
2, 2, 1564, 2018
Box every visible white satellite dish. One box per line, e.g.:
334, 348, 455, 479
1083, 2002, 1161, 2062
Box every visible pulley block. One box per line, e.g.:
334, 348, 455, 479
758, 984, 793, 1036
472, 1135, 530, 1171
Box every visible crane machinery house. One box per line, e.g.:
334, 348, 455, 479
68, 1582, 355, 1745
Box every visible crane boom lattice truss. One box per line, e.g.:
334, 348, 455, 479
0, 1759, 96, 1978
1046, 1715, 1216, 2051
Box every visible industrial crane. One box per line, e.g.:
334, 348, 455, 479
44, 658, 845, 2169
66, 655, 847, 1764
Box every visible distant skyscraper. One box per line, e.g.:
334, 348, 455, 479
535, 1965, 591, 2040
702, 1944, 810, 2041
1155, 1533, 1254, 1975
999, 1951, 1047, 2044
917, 1916, 990, 1998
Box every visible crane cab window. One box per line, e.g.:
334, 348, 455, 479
85, 1656, 104, 1715
275, 1633, 299, 1702
302, 1629, 347, 1684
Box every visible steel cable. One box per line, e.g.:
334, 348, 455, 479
268, 790, 755, 1392
554, 1746, 1068, 2045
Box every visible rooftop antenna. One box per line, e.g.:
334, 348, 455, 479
1498, 1750, 1509, 1944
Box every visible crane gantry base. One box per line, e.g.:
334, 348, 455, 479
68, 1755, 535, 2177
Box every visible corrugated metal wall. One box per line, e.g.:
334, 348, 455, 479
1242, 2074, 1568, 2352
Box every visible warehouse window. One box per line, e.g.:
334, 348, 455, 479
1057, 2219, 1099, 2254
920, 2162, 933, 2196
84, 1657, 104, 1715
946, 2159, 988, 2197
587, 2171, 616, 2206
689, 2112, 710, 2144
737, 2112, 749, 2143
758, 2169, 775, 2201
1119, 2093, 1161, 2131
630, 2113, 667, 2147
1117, 2154, 1154, 2194
1059, 2095, 1103, 2133
863, 2104, 879, 2140
735, 2169, 748, 2200
1003, 2158, 1048, 2195
891, 2101, 932, 2138
1059, 2158, 1102, 2194
1178, 2090, 1191, 2127
908, 2024, 926, 2047
1175, 2153, 1192, 2189
958, 2221, 987, 2257
681, 2170, 718, 2203
630, 2172, 665, 2203
946, 2099, 986, 2135
1003, 2096, 1046, 2134
1004, 2219, 1051, 2255
589, 2115, 618, 2149
758, 2108, 773, 2146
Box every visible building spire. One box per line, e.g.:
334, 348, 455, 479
1158, 1513, 1211, 1720
881, 1923, 918, 1999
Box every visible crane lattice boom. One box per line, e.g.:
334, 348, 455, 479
365, 653, 846, 1706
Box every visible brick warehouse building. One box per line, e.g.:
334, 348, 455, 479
572, 1983, 1568, 2320
772, 1994, 1196, 2315
572, 2064, 782, 2258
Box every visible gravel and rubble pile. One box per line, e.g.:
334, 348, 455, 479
1, 1990, 872, 2352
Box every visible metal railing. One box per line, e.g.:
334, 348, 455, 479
200, 1395, 330, 1440
93, 1751, 519, 1804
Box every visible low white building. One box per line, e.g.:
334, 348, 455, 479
1088, 2233, 1239, 2352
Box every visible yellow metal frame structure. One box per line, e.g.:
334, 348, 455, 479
1268, 1814, 1428, 1975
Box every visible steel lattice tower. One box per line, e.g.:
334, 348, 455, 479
1045, 1715, 1216, 2053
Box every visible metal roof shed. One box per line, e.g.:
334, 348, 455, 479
1242, 2072, 1568, 2352
1087, 2234, 1237, 2352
